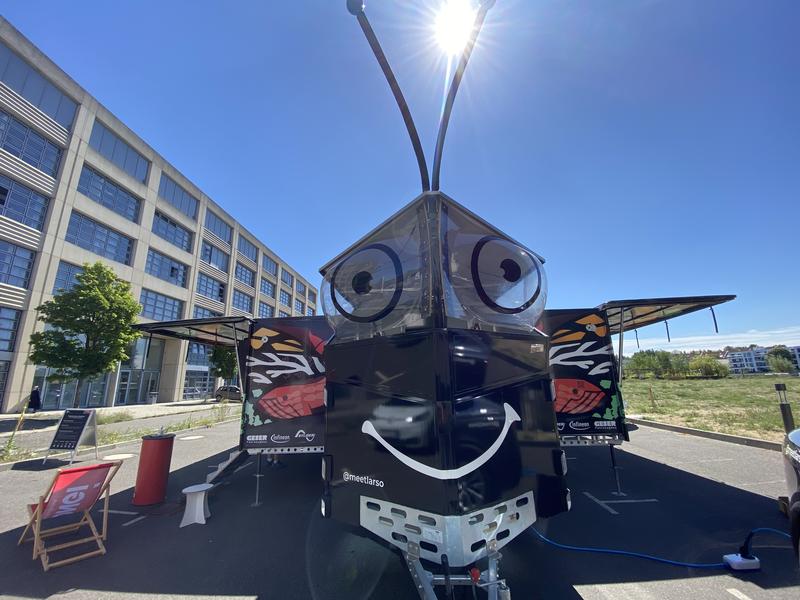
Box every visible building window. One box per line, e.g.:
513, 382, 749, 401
232, 289, 253, 313
306, 306, 314, 317
196, 273, 225, 303
308, 290, 316, 304
262, 255, 278, 276
89, 120, 149, 183
238, 236, 258, 262
0, 307, 21, 352
258, 302, 274, 318
140, 289, 183, 321
193, 305, 221, 319
53, 261, 83, 293
158, 173, 198, 219
152, 211, 193, 252
66, 211, 133, 265
260, 278, 275, 298
0, 174, 50, 231
279, 289, 291, 307
0, 240, 34, 288
187, 342, 212, 366
281, 269, 294, 287
294, 299, 304, 315
235, 262, 255, 287
77, 165, 140, 222
145, 248, 188, 287
201, 241, 229, 272
296, 280, 306, 295
279, 310, 290, 318
204, 209, 232, 243
0, 360, 9, 404
0, 41, 77, 129
0, 110, 61, 177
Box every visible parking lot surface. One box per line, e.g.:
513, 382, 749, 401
0, 422, 797, 599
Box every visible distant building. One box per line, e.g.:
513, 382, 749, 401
727, 346, 800, 374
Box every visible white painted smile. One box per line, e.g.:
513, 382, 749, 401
361, 403, 521, 480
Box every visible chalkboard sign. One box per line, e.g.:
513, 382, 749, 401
44, 409, 98, 464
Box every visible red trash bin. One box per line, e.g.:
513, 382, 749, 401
132, 433, 175, 506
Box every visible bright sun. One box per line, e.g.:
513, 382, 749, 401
434, 0, 477, 57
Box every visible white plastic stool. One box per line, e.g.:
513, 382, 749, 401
180, 483, 213, 528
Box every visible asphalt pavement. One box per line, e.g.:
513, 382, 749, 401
0, 422, 797, 599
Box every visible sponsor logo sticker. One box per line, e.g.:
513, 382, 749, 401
568, 421, 590, 431
594, 420, 616, 429
270, 434, 291, 444
295, 429, 316, 442
557, 422, 565, 431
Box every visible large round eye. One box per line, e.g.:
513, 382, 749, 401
470, 236, 543, 314
330, 243, 403, 323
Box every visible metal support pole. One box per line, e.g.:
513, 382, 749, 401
431, 0, 495, 191
347, 1, 430, 192
617, 308, 625, 386
776, 383, 795, 433
251, 452, 263, 507
610, 444, 625, 496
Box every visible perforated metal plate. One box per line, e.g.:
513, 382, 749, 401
359, 490, 536, 567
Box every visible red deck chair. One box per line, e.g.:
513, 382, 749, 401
18, 460, 122, 571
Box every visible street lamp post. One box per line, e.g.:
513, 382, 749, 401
776, 383, 795, 434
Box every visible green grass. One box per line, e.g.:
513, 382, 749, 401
97, 405, 235, 447
622, 376, 800, 442
0, 439, 34, 463
96, 410, 134, 425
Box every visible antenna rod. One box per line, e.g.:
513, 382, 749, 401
348, 1, 431, 192
431, 0, 495, 191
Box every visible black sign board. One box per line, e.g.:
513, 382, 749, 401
44, 409, 98, 464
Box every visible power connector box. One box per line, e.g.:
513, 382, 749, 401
723, 553, 761, 571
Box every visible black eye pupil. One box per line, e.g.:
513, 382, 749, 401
352, 271, 373, 295
500, 258, 521, 283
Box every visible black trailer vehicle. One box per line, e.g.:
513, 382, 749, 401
135, 3, 740, 596
784, 427, 800, 561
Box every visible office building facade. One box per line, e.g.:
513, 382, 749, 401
0, 18, 317, 412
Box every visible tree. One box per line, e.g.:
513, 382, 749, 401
767, 355, 796, 374
689, 355, 729, 378
29, 262, 140, 408
768, 345, 794, 362
210, 345, 238, 382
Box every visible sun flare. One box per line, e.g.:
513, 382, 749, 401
434, 0, 477, 56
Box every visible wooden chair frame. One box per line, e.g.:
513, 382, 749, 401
18, 461, 122, 571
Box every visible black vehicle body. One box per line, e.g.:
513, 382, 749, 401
783, 427, 800, 557
319, 192, 569, 566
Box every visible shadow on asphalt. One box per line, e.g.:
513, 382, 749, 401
0, 445, 798, 599
0, 417, 60, 434
10, 457, 73, 472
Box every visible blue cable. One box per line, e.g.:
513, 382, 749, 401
530, 527, 727, 569
531, 527, 794, 570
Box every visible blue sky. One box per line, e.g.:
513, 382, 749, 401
4, 1, 798, 352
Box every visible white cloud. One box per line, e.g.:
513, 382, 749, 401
613, 325, 800, 355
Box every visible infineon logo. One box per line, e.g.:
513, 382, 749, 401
343, 471, 385, 488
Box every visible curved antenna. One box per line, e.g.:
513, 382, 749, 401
431, 0, 495, 191
348, 1, 431, 192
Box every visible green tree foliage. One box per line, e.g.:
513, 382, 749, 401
689, 355, 729, 378
767, 345, 794, 362
767, 355, 796, 374
626, 350, 691, 378
210, 345, 238, 381
29, 262, 140, 408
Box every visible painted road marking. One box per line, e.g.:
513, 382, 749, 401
234, 460, 253, 473
102, 453, 136, 460
583, 491, 659, 515
726, 588, 753, 600
122, 516, 147, 527
737, 480, 784, 487
104, 509, 138, 516
179, 435, 204, 441
583, 492, 619, 515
